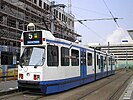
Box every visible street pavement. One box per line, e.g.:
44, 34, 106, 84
0, 80, 18, 96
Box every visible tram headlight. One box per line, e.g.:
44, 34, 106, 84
19, 74, 23, 79
34, 75, 40, 80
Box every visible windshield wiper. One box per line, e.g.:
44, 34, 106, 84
34, 57, 45, 68
18, 59, 23, 68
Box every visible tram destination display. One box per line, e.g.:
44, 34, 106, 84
23, 31, 42, 45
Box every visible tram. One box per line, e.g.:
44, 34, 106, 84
18, 24, 115, 94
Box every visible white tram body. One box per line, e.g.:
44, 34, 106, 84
18, 30, 115, 94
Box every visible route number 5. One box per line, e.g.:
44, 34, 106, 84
28, 34, 33, 39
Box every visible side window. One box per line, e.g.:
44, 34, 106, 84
97, 55, 99, 66
61, 47, 69, 66
104, 57, 107, 68
87, 53, 92, 66
71, 49, 79, 66
109, 57, 111, 65
112, 58, 115, 65
47, 45, 59, 66
100, 56, 103, 68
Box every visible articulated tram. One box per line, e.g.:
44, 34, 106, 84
18, 27, 115, 94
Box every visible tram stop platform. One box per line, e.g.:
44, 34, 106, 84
119, 76, 133, 100
0, 80, 18, 96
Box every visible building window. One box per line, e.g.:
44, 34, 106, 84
0, 16, 3, 22
47, 45, 59, 66
39, 0, 42, 7
71, 49, 79, 66
61, 47, 69, 66
34, 0, 37, 4
56, 10, 58, 18
62, 14, 64, 21
46, 5, 49, 10
1, 52, 13, 65
59, 12, 61, 20
87, 53, 92, 66
43, 2, 46, 9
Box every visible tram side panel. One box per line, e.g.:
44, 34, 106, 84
40, 45, 81, 94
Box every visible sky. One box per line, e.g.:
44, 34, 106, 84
54, 0, 133, 45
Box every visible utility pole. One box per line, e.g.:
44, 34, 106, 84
68, 0, 72, 14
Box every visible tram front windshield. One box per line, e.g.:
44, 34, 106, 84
20, 47, 45, 66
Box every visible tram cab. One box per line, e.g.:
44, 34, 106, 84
18, 23, 55, 82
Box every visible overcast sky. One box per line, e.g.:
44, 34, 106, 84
54, 0, 133, 45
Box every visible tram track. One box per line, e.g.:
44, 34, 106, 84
76, 70, 133, 100
108, 72, 133, 100
0, 70, 132, 100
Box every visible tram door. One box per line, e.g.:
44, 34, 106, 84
80, 49, 86, 81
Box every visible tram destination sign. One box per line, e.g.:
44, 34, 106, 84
23, 31, 42, 45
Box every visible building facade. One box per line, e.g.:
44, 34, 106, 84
0, 0, 80, 80
94, 44, 133, 69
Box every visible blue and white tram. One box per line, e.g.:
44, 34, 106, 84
18, 29, 115, 94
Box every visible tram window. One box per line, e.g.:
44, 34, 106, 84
104, 57, 107, 68
87, 53, 92, 66
97, 55, 99, 66
1, 52, 13, 65
47, 45, 59, 66
112, 59, 115, 65
109, 57, 111, 65
100, 56, 103, 69
71, 49, 79, 66
61, 47, 69, 66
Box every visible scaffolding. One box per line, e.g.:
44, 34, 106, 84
0, 0, 80, 47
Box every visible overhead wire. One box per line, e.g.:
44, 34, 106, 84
102, 0, 120, 28
72, 10, 108, 43
75, 17, 107, 43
